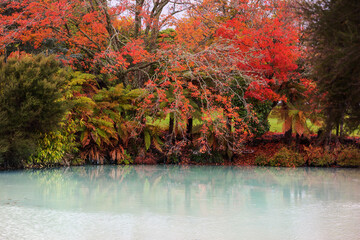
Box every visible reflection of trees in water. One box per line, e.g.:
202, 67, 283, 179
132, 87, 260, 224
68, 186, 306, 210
1, 166, 359, 214
247, 167, 360, 202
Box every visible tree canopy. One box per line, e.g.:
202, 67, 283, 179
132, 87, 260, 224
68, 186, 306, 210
300, 0, 360, 134
2, 0, 358, 167
0, 55, 68, 167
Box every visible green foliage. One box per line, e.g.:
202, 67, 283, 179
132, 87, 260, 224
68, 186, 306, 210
190, 151, 224, 164
0, 54, 68, 167
167, 153, 181, 164
301, 0, 360, 133
142, 125, 164, 153
231, 78, 272, 137
254, 154, 269, 166
27, 119, 80, 168
303, 145, 334, 167
246, 100, 272, 137
158, 28, 177, 44
270, 147, 305, 167
68, 74, 145, 164
337, 146, 360, 167
144, 130, 151, 151
110, 149, 132, 165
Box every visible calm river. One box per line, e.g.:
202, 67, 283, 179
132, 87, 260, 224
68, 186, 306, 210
0, 166, 359, 240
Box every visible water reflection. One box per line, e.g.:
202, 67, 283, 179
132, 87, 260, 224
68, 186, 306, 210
1, 166, 360, 240
1, 166, 359, 214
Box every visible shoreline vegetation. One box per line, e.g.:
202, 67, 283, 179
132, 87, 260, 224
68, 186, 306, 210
1, 1, 359, 170
1, 133, 360, 170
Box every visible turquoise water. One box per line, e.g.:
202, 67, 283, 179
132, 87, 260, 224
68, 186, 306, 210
0, 166, 360, 240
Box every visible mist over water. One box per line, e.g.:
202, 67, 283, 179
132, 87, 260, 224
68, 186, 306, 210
1, 166, 360, 240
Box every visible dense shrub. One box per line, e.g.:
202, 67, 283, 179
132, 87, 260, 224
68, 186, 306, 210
337, 146, 360, 167
71, 79, 143, 164
0, 55, 67, 167
166, 153, 181, 164
235, 97, 272, 137
27, 119, 81, 168
254, 154, 269, 166
247, 100, 272, 137
190, 151, 224, 164
303, 145, 335, 167
270, 147, 305, 167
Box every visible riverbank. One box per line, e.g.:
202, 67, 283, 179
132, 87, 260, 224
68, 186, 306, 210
131, 133, 360, 168
1, 133, 359, 170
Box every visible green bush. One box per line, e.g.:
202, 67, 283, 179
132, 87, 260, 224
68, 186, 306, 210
167, 153, 181, 164
254, 154, 269, 166
337, 146, 360, 167
303, 145, 335, 167
270, 147, 305, 167
311, 154, 333, 167
236, 99, 272, 137
27, 119, 80, 168
0, 54, 68, 167
230, 78, 272, 138
191, 151, 224, 164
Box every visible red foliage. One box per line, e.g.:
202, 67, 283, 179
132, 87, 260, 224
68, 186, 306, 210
0, 0, 317, 162
216, 0, 302, 102
0, 0, 150, 73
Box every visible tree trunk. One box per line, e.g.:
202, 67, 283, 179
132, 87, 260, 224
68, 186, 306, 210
340, 121, 344, 138
283, 104, 292, 144
134, 0, 145, 38
295, 133, 300, 151
339, 112, 344, 139
186, 117, 193, 141
168, 112, 174, 135
226, 116, 233, 161
168, 112, 175, 144
226, 117, 232, 133
284, 128, 292, 145
4, 47, 7, 63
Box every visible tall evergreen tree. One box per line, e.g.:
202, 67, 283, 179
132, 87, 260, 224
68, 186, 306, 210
300, 0, 360, 135
0, 55, 67, 167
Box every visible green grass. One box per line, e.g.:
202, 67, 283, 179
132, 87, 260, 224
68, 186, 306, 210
268, 117, 283, 133
148, 114, 360, 137
150, 115, 318, 135
268, 117, 360, 137
268, 117, 321, 134
146, 114, 203, 131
